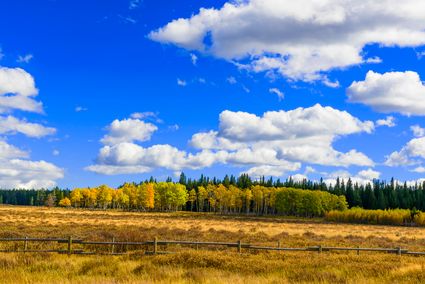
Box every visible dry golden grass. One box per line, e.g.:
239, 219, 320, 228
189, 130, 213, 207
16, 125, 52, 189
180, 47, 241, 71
1, 205, 425, 283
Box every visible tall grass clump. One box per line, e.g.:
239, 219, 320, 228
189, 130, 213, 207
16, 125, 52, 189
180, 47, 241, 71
325, 207, 424, 226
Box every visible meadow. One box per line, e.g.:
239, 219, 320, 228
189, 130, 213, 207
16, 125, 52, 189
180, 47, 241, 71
1, 206, 425, 283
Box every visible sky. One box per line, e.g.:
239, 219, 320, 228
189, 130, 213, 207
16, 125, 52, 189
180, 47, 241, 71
1, 0, 425, 189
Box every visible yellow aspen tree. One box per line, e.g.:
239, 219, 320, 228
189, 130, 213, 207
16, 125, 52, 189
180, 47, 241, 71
70, 188, 82, 207
197, 186, 207, 212
59, 197, 71, 207
145, 183, 155, 210
88, 188, 98, 208
188, 189, 196, 211
245, 189, 253, 214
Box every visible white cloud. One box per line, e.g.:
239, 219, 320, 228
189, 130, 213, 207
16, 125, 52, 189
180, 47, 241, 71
324, 168, 381, 185
86, 164, 151, 175
227, 76, 237, 84
416, 51, 425, 59
87, 143, 226, 175
365, 57, 382, 64
385, 137, 425, 166
412, 166, 425, 173
75, 106, 88, 112
305, 166, 316, 174
190, 130, 246, 151
0, 67, 43, 113
52, 150, 60, 156
17, 54, 33, 64
242, 85, 250, 93
168, 124, 179, 131
0, 159, 64, 189
357, 168, 381, 180
130, 111, 163, 123
0, 140, 28, 160
149, 0, 425, 82
376, 116, 396, 127
0, 116, 56, 138
244, 165, 302, 178
269, 88, 284, 101
0, 140, 63, 188
100, 118, 158, 146
119, 15, 137, 24
411, 125, 425, 137
190, 53, 198, 65
0, 48, 3, 60
322, 78, 340, 88
0, 66, 62, 188
177, 78, 187, 86
347, 71, 425, 116
129, 0, 141, 9
89, 104, 374, 175
218, 104, 374, 142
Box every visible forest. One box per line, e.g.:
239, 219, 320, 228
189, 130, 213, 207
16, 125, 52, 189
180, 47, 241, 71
1, 173, 425, 214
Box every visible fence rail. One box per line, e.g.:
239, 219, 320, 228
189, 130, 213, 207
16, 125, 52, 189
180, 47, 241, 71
0, 237, 423, 257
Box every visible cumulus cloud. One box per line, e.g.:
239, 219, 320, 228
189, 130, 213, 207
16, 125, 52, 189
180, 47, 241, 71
385, 137, 425, 166
376, 116, 396, 127
101, 118, 158, 145
88, 104, 374, 175
149, 0, 425, 82
347, 71, 425, 116
0, 140, 28, 160
0, 67, 43, 113
0, 67, 62, 188
218, 104, 374, 142
244, 165, 302, 178
269, 88, 284, 101
87, 143, 228, 175
0, 116, 56, 138
324, 168, 381, 185
0, 159, 64, 189
411, 125, 425, 137
0, 140, 63, 188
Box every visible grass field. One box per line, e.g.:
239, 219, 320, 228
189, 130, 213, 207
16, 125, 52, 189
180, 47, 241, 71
1, 206, 425, 283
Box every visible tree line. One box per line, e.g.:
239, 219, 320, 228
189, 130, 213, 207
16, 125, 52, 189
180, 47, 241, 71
0, 173, 425, 212
61, 183, 345, 217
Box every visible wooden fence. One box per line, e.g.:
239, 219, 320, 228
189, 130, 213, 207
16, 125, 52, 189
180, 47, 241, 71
0, 237, 424, 256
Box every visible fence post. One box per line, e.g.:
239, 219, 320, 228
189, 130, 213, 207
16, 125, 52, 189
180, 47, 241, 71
24, 236, 28, 253
397, 247, 402, 256
237, 240, 242, 253
318, 245, 322, 254
154, 237, 158, 255
277, 241, 281, 248
357, 246, 360, 256
67, 236, 73, 255
111, 237, 115, 254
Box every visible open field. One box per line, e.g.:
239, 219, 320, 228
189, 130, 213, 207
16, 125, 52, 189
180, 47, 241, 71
1, 206, 425, 283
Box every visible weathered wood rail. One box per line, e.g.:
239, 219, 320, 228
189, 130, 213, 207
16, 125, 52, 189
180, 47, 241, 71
0, 237, 422, 256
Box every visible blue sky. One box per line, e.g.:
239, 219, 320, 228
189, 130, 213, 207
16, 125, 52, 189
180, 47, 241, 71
0, 0, 425, 188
